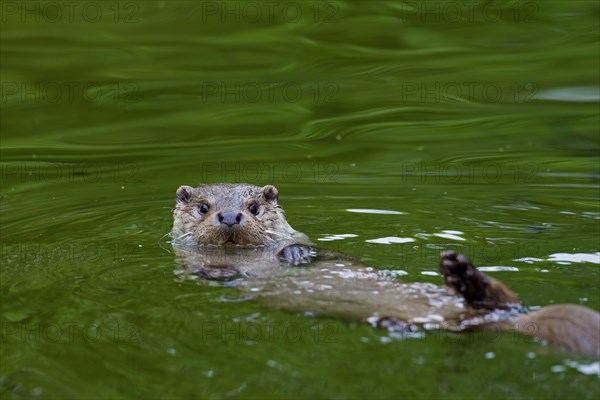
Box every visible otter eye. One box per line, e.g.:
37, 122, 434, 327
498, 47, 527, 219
248, 203, 259, 215
198, 203, 209, 214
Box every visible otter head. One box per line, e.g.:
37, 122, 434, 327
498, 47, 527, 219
171, 183, 298, 247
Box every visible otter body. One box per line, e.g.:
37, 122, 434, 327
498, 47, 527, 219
171, 183, 600, 358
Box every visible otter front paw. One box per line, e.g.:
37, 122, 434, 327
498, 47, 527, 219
279, 245, 316, 266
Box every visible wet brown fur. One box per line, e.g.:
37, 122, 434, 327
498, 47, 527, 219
171, 183, 600, 359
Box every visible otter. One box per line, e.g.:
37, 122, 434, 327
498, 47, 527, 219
171, 183, 600, 359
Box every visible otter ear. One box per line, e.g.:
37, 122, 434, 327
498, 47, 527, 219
262, 185, 279, 203
176, 185, 195, 204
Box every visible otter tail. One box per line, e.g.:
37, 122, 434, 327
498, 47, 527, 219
515, 304, 600, 359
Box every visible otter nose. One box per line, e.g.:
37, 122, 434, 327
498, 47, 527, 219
217, 210, 243, 227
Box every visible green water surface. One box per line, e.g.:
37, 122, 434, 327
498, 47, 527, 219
1, 1, 599, 399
